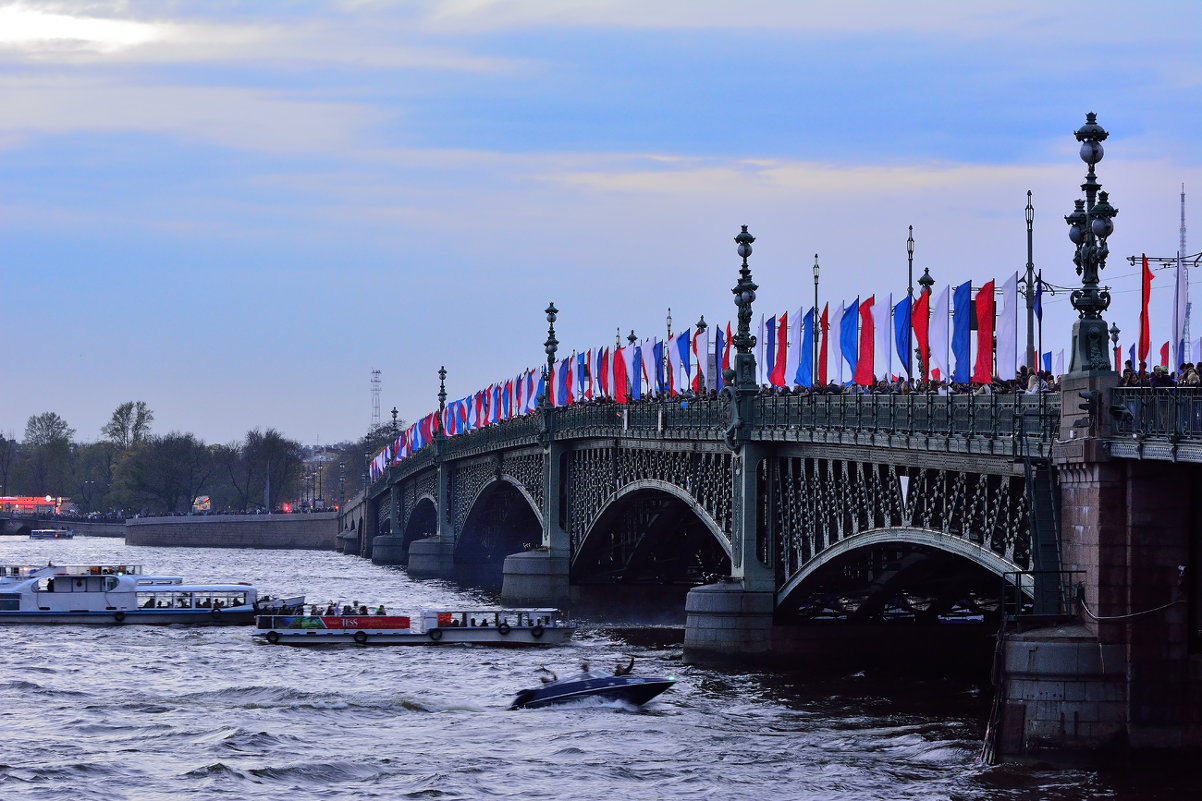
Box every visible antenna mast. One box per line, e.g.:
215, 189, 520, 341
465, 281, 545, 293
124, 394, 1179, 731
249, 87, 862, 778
1183, 184, 1191, 363
370, 369, 382, 430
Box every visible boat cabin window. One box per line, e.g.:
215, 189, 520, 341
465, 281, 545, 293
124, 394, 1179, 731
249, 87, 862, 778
190, 592, 247, 609
38, 576, 113, 593
0, 593, 19, 611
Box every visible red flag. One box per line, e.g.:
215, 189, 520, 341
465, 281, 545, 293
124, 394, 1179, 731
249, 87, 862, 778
598, 349, 610, 397
769, 311, 788, 387
1139, 254, 1154, 364
722, 323, 732, 372
853, 296, 875, 385
973, 280, 995, 384
817, 304, 829, 384
912, 288, 930, 381
1114, 346, 1121, 372
1160, 342, 1170, 368
613, 347, 628, 404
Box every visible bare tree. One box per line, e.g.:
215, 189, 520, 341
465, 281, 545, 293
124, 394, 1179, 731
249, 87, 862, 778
102, 401, 154, 449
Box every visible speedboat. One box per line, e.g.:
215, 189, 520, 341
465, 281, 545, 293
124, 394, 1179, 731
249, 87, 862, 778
253, 606, 576, 646
0, 563, 304, 624
510, 669, 675, 709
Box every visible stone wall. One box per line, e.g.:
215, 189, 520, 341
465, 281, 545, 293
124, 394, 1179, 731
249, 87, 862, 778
126, 513, 339, 550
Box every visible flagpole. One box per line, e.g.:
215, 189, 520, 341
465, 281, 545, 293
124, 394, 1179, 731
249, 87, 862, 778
1025, 191, 1036, 370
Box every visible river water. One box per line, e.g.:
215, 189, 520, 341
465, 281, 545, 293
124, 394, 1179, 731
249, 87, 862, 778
0, 537, 1196, 801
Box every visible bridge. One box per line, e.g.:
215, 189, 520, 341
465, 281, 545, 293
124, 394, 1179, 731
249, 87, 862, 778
339, 116, 1202, 760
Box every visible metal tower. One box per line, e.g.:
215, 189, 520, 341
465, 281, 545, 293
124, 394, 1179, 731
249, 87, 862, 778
370, 369, 382, 430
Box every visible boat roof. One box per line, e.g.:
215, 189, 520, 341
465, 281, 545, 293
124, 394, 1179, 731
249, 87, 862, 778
0, 564, 143, 578
422, 608, 564, 614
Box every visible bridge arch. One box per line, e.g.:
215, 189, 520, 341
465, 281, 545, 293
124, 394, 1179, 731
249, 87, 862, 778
777, 526, 1022, 623
455, 476, 543, 585
400, 495, 438, 552
572, 479, 731, 586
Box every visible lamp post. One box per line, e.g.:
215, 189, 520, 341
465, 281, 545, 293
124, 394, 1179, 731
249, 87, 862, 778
436, 366, 447, 437
906, 225, 914, 299
724, 225, 759, 447
390, 407, 398, 438
1025, 191, 1037, 370
543, 302, 558, 409
666, 307, 673, 391
1065, 112, 1118, 375
696, 315, 707, 392
812, 254, 820, 387
1110, 322, 1121, 371
338, 461, 345, 511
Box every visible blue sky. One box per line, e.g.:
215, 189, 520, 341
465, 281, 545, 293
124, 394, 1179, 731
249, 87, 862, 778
4, 1, 1202, 445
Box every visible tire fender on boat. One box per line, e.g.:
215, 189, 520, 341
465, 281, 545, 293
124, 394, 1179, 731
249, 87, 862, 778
113, 611, 126, 623
530, 624, 544, 639
429, 628, 443, 641
497, 622, 511, 636
354, 630, 368, 644
266, 631, 280, 644
210, 608, 222, 620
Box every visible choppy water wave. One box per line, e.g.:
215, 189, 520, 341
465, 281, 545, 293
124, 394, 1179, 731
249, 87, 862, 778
0, 537, 1197, 800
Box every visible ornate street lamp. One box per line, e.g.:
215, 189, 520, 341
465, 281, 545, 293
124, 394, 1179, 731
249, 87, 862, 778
1025, 191, 1036, 369
1065, 112, 1118, 375
812, 254, 820, 387
665, 308, 673, 390
542, 303, 558, 409
390, 407, 398, 437
1109, 322, 1121, 371
723, 225, 759, 448
731, 226, 758, 367
906, 225, 914, 299
436, 366, 447, 438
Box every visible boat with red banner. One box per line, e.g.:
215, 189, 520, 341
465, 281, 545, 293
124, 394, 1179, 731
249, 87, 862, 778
252, 606, 576, 646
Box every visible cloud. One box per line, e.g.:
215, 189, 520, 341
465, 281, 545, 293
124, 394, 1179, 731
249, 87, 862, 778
0, 1, 517, 71
0, 75, 379, 152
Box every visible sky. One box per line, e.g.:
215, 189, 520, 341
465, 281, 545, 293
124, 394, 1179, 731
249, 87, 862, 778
4, 0, 1202, 447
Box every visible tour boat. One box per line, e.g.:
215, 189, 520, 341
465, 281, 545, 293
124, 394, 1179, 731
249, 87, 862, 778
510, 669, 676, 709
253, 607, 576, 646
0, 563, 304, 625
30, 529, 74, 540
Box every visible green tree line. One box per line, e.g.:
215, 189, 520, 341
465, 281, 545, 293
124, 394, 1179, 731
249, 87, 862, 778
0, 402, 396, 516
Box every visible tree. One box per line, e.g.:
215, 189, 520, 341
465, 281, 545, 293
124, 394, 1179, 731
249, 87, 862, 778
71, 441, 119, 513
102, 401, 153, 449
0, 432, 15, 496
22, 412, 75, 495
128, 433, 213, 514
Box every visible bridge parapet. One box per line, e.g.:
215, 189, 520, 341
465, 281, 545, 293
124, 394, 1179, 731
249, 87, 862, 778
1107, 387, 1202, 461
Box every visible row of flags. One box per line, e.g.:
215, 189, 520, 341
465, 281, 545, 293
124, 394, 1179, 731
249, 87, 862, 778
370, 270, 1064, 478
754, 271, 1045, 387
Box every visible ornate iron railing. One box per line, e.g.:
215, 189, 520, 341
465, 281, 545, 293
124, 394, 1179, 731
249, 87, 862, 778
377, 391, 1062, 491
754, 392, 1060, 441
1110, 387, 1202, 441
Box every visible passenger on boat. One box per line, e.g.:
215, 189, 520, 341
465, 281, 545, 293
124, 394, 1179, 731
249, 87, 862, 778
537, 667, 557, 684
375, 605, 386, 615
615, 657, 634, 676
143, 598, 155, 608
341, 605, 353, 615
325, 604, 336, 615
358, 605, 368, 615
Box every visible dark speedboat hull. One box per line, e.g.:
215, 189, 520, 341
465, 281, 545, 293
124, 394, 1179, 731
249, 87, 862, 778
511, 675, 674, 709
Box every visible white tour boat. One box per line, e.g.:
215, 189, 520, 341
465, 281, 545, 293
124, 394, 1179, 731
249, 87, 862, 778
253, 607, 577, 646
30, 529, 74, 540
0, 563, 304, 625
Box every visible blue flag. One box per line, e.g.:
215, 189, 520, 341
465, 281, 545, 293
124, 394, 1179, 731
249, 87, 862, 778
653, 340, 666, 393
763, 316, 776, 383
797, 308, 814, 387
1043, 351, 1053, 374
630, 347, 642, 400
713, 330, 723, 392
893, 295, 912, 378
840, 299, 859, 382
952, 281, 972, 383
1033, 271, 1044, 321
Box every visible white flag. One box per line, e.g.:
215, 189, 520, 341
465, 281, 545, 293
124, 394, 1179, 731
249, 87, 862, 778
833, 302, 845, 384
785, 307, 803, 385
873, 292, 892, 381
929, 286, 950, 381
996, 272, 1019, 381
